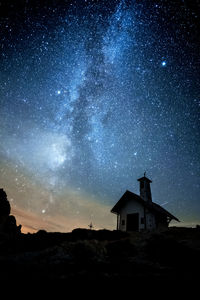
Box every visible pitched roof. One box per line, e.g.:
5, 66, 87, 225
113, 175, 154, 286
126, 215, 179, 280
111, 190, 179, 222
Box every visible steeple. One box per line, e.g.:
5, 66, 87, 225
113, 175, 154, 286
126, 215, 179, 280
137, 172, 152, 203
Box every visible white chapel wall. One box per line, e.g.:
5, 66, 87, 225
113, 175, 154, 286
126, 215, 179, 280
119, 200, 145, 231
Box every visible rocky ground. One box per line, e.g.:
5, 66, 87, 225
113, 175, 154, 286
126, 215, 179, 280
0, 227, 199, 282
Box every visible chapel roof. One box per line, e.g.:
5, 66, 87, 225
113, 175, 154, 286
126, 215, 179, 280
111, 190, 179, 222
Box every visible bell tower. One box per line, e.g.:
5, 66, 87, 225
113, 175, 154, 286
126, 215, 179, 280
137, 172, 152, 203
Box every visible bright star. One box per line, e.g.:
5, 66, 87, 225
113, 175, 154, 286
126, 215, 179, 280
161, 61, 166, 67
57, 90, 61, 95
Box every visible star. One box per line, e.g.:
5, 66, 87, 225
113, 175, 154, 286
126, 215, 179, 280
0, 0, 199, 232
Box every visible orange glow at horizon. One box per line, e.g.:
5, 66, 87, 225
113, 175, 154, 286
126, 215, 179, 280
12, 204, 116, 234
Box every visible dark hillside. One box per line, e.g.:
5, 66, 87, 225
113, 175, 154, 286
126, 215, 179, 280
0, 227, 200, 282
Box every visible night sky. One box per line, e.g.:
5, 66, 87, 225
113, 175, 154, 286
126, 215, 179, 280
0, 0, 200, 232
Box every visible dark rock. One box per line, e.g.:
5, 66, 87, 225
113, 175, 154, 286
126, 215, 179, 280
4, 215, 21, 235
0, 189, 22, 236
0, 189, 10, 216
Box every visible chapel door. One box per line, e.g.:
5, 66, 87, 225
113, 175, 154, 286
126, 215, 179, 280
126, 213, 139, 231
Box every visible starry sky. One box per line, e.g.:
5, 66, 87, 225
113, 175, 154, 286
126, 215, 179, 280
0, 0, 200, 232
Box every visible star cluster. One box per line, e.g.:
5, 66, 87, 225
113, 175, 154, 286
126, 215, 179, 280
0, 0, 200, 230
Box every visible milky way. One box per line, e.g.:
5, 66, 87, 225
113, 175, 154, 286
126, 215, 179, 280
0, 0, 200, 231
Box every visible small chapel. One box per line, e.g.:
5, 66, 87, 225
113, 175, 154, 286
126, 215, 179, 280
111, 173, 179, 231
